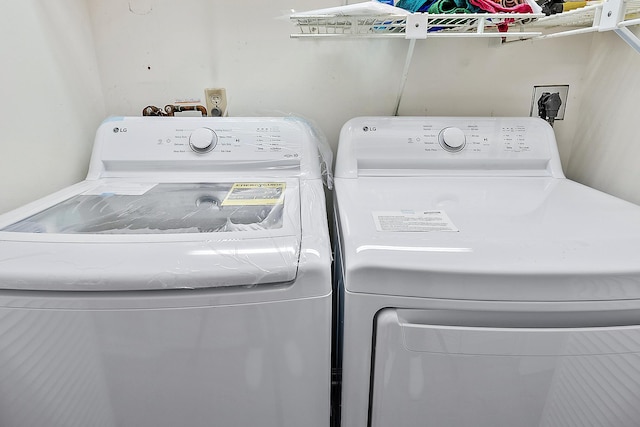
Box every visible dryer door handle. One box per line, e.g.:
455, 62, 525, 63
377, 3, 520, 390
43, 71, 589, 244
378, 308, 640, 356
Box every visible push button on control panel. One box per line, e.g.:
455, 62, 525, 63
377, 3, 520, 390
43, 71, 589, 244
189, 127, 218, 153
438, 127, 466, 153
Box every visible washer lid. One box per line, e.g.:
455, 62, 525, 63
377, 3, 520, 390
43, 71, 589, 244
3, 182, 287, 235
336, 176, 640, 301
0, 180, 302, 291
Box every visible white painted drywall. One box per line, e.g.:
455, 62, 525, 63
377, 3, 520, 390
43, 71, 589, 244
0, 1, 105, 213
567, 28, 640, 205
86, 0, 408, 144
3, 0, 639, 215
397, 35, 592, 168
86, 0, 591, 169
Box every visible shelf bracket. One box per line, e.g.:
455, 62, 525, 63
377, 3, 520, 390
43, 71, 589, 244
599, 0, 640, 54
394, 14, 427, 116
394, 38, 417, 116
614, 27, 640, 54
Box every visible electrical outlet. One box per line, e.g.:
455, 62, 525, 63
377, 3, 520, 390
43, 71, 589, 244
530, 85, 569, 120
204, 88, 227, 117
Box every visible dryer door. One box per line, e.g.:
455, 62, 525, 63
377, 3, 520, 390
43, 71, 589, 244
371, 308, 640, 427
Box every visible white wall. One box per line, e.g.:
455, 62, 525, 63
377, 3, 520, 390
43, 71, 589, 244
3, 0, 639, 214
0, 1, 105, 213
86, 0, 408, 144
567, 27, 640, 205
86, 0, 592, 167
398, 35, 592, 168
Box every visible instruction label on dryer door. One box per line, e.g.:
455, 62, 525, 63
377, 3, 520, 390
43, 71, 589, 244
221, 182, 285, 206
372, 211, 459, 232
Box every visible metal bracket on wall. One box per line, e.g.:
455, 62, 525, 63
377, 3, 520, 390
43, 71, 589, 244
393, 38, 417, 116
393, 13, 541, 115
601, 0, 640, 53
393, 14, 427, 116
614, 26, 640, 53
533, 0, 640, 54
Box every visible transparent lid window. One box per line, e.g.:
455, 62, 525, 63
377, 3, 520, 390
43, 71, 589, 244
2, 183, 285, 234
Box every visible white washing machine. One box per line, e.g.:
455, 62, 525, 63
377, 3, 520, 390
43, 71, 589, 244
334, 116, 640, 427
0, 117, 332, 427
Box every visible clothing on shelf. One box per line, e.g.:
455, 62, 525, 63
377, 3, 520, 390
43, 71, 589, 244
427, 0, 482, 14
397, 0, 534, 13
469, 0, 533, 13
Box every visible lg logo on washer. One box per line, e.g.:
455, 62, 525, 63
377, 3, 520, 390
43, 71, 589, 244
362, 126, 377, 132
112, 127, 128, 133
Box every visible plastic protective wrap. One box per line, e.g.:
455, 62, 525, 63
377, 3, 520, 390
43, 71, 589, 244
247, 114, 333, 190
3, 183, 285, 234
288, 116, 334, 190
0, 116, 332, 293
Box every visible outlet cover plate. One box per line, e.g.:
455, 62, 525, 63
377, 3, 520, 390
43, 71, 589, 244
204, 88, 227, 117
530, 85, 569, 120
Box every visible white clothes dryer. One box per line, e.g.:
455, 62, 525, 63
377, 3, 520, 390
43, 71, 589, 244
334, 117, 640, 427
0, 117, 332, 427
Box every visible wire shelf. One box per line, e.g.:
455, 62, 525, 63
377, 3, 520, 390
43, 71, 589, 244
291, 13, 542, 38
532, 0, 640, 28
292, 14, 405, 36
289, 0, 640, 115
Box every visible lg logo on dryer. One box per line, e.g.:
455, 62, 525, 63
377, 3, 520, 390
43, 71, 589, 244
362, 126, 377, 132
112, 127, 128, 133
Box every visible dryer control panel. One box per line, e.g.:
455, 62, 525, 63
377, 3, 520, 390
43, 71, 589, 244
335, 117, 564, 178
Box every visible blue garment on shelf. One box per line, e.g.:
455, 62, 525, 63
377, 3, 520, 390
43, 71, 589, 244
396, 0, 437, 12
417, 0, 438, 11
427, 0, 482, 13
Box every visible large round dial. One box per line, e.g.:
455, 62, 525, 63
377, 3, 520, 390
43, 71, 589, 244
189, 127, 217, 153
438, 127, 466, 152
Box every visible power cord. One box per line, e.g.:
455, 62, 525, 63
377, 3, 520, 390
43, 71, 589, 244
537, 92, 562, 126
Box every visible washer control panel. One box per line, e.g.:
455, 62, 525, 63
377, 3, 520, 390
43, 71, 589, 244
97, 119, 304, 162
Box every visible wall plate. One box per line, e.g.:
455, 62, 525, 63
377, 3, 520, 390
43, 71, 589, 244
204, 88, 228, 117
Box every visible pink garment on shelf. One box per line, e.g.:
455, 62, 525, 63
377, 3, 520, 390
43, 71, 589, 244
468, 0, 532, 13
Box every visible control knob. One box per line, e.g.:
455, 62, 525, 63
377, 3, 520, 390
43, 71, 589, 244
438, 127, 466, 152
189, 127, 217, 153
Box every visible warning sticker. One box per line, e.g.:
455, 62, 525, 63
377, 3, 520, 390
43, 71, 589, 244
221, 182, 286, 206
372, 211, 459, 232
